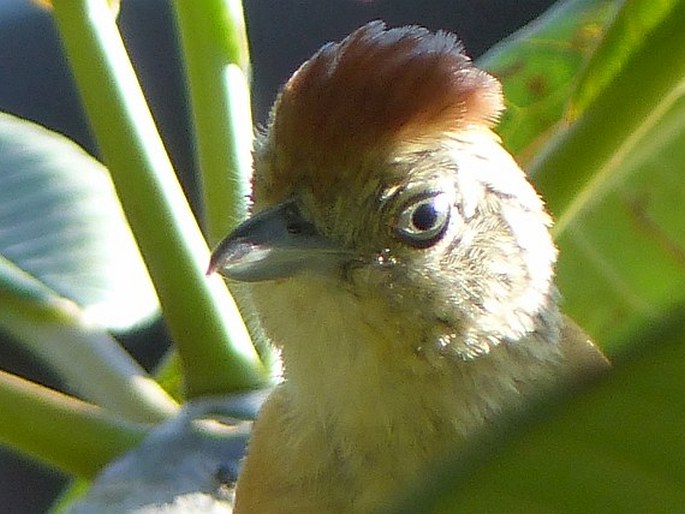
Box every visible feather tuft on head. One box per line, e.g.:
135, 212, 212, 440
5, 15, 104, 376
257, 21, 503, 201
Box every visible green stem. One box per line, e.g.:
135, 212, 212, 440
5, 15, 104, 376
0, 261, 178, 423
172, 0, 254, 246
0, 370, 147, 478
50, 0, 267, 397
530, 1, 685, 236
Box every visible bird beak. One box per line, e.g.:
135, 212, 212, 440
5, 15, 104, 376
207, 200, 351, 282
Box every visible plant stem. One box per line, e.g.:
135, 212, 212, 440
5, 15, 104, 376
0, 370, 147, 478
172, 0, 254, 247
0, 273, 178, 423
50, 0, 267, 397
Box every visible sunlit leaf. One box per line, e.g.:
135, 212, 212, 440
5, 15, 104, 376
481, 0, 685, 352
531, 0, 685, 351
479, 0, 619, 164
0, 113, 159, 330
569, 0, 680, 118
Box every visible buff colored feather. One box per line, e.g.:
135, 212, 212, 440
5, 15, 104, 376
209, 21, 608, 514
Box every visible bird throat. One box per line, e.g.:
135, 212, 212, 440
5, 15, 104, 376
249, 274, 565, 508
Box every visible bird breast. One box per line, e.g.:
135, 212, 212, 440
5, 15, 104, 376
246, 273, 565, 510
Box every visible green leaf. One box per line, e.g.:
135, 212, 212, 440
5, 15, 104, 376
569, 0, 680, 119
531, 0, 685, 351
0, 113, 178, 422
0, 112, 159, 330
481, 0, 685, 352
478, 0, 620, 164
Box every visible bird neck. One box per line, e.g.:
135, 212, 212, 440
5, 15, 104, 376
252, 276, 565, 446
248, 275, 567, 511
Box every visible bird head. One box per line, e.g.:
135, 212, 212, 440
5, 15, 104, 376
209, 21, 559, 361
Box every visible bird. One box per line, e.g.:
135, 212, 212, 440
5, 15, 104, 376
208, 21, 609, 514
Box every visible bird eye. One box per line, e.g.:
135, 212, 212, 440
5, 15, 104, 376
395, 192, 451, 248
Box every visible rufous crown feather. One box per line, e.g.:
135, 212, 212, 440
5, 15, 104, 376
256, 21, 503, 203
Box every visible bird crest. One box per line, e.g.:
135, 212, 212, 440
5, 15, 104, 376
259, 21, 504, 199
